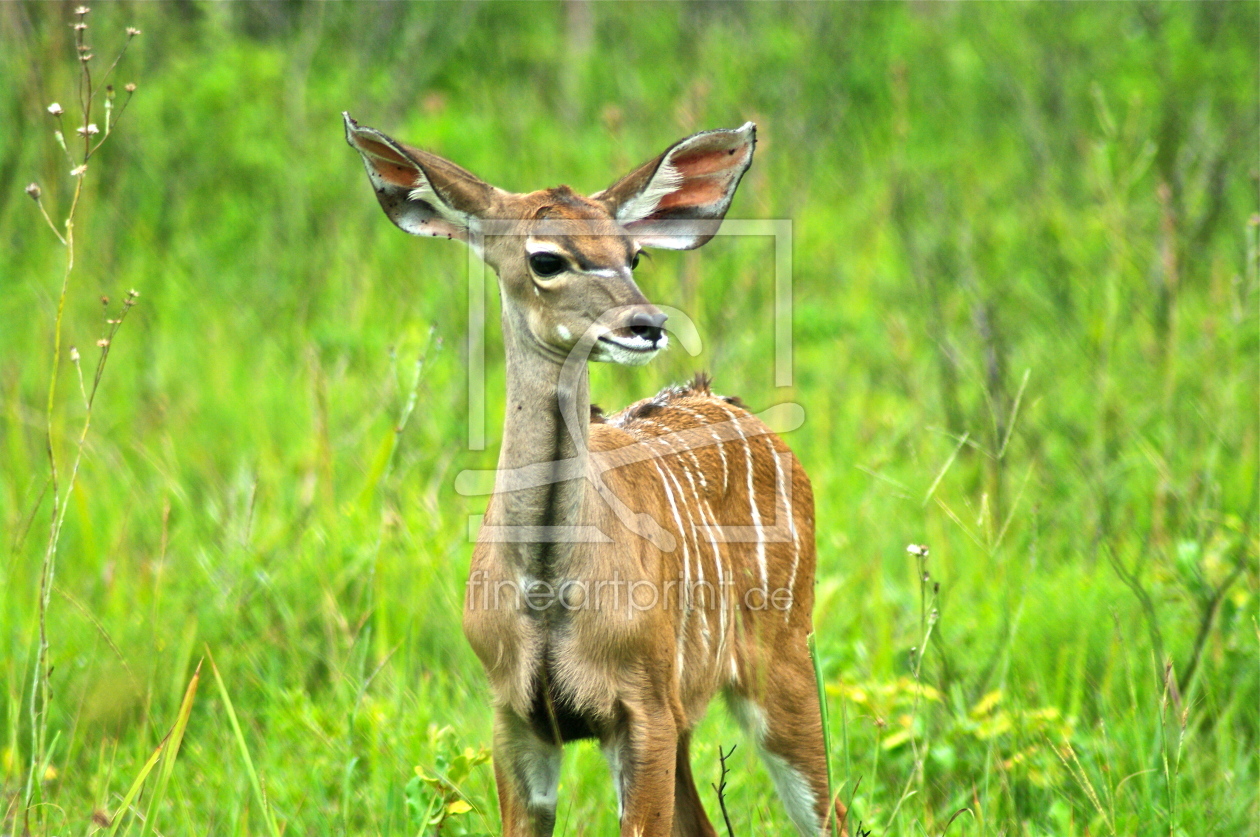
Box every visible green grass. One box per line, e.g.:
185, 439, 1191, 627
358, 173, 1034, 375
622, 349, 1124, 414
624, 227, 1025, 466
2, 2, 1257, 835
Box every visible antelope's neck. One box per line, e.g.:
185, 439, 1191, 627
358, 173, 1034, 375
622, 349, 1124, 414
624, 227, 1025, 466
488, 318, 591, 574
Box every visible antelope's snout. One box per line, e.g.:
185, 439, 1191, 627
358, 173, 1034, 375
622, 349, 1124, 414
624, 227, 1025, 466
595, 305, 669, 366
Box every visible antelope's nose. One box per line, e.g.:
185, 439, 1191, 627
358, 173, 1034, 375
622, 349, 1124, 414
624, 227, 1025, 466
628, 309, 668, 345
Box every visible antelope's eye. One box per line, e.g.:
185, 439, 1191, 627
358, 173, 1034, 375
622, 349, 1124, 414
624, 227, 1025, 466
529, 252, 567, 278
630, 252, 641, 270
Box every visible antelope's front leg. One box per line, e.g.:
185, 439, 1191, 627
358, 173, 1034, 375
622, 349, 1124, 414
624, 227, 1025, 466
493, 710, 562, 837
613, 699, 679, 837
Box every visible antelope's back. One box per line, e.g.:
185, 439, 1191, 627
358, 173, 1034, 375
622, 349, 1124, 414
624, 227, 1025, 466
590, 375, 817, 705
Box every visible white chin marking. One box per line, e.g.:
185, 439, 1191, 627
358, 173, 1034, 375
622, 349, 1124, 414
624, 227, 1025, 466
595, 334, 667, 366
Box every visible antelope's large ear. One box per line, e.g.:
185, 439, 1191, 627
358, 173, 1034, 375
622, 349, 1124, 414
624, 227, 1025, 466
343, 112, 495, 242
594, 122, 755, 250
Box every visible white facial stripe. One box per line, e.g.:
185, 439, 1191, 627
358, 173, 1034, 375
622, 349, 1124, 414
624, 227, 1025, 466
525, 240, 635, 280
523, 237, 569, 256
583, 267, 627, 279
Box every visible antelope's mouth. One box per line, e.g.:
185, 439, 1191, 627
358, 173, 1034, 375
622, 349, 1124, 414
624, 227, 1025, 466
601, 328, 665, 352
595, 328, 668, 365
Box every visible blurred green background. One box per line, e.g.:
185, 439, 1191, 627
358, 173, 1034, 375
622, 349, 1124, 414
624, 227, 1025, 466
1, 2, 1256, 835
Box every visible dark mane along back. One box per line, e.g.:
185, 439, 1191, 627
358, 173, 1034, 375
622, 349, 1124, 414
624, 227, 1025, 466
604, 372, 747, 431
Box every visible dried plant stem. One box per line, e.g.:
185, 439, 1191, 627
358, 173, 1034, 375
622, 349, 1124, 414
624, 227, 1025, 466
24, 170, 84, 825
23, 7, 141, 826
887, 545, 938, 826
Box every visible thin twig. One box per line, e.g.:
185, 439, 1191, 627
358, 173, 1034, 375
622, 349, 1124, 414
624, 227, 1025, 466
711, 744, 737, 837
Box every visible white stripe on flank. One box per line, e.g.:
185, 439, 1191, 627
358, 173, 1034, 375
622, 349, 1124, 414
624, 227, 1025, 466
652, 459, 690, 676
655, 420, 730, 673
716, 432, 729, 494
637, 417, 708, 492
685, 448, 707, 490
719, 405, 766, 591
767, 438, 801, 621
677, 406, 729, 492
698, 494, 729, 674
650, 432, 712, 651
663, 460, 711, 649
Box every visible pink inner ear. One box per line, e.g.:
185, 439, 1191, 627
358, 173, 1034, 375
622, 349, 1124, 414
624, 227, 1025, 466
672, 147, 747, 178
356, 136, 420, 188
657, 179, 727, 210
375, 159, 422, 188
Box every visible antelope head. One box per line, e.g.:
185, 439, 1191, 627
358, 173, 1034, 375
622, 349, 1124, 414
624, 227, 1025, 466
343, 113, 755, 368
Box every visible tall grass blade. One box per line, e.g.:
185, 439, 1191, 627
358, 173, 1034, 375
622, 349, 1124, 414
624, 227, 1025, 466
809, 632, 841, 836
140, 660, 201, 836
106, 664, 200, 837
208, 650, 282, 837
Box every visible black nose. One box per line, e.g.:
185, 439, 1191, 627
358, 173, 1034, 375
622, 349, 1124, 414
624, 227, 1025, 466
628, 309, 667, 344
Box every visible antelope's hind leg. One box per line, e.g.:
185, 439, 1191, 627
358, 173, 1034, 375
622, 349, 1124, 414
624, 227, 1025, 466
727, 651, 848, 837
493, 710, 563, 837
606, 696, 680, 837
672, 732, 717, 837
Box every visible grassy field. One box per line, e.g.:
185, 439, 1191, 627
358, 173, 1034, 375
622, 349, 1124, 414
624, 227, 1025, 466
2, 2, 1257, 835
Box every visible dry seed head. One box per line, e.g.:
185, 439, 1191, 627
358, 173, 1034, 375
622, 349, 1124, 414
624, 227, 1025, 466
73, 22, 88, 31
125, 83, 136, 93
101, 295, 110, 306
70, 164, 87, 177
47, 102, 64, 116
69, 347, 80, 362
126, 27, 141, 36
25, 183, 41, 200
77, 123, 100, 136
906, 544, 929, 558
96, 339, 110, 349
75, 6, 91, 15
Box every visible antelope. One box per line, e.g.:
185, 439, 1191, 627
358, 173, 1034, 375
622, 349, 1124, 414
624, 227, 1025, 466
344, 114, 846, 837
